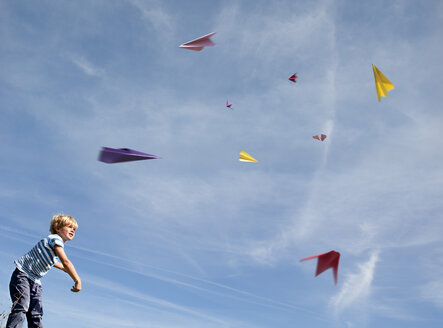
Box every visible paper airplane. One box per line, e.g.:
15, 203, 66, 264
98, 147, 160, 164
288, 73, 298, 83
300, 250, 340, 285
372, 64, 394, 101
239, 151, 257, 162
179, 32, 216, 51
313, 134, 327, 141
226, 99, 232, 109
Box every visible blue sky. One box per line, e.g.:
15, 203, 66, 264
1, 0, 443, 327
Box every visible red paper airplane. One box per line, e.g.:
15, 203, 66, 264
313, 134, 327, 141
179, 32, 216, 51
300, 250, 340, 285
288, 73, 298, 83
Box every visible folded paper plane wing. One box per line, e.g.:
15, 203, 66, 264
300, 250, 340, 285
313, 134, 327, 141
98, 147, 160, 164
289, 73, 298, 83
372, 64, 394, 102
179, 32, 216, 51
239, 151, 257, 162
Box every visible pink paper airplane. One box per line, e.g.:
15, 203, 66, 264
289, 73, 298, 83
179, 32, 216, 51
226, 99, 232, 109
313, 134, 327, 141
300, 250, 340, 285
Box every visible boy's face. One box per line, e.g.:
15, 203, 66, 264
56, 225, 76, 242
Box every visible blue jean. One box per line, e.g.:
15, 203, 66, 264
6, 268, 43, 328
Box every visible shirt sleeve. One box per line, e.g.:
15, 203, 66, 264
48, 234, 64, 249
54, 238, 64, 248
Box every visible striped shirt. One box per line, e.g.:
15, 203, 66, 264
15, 234, 64, 283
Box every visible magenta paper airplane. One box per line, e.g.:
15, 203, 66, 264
226, 99, 232, 109
179, 32, 216, 51
313, 134, 327, 141
98, 147, 160, 164
300, 250, 340, 285
289, 73, 298, 83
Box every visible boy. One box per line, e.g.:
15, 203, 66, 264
6, 214, 82, 328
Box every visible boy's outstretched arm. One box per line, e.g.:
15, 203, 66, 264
54, 245, 82, 292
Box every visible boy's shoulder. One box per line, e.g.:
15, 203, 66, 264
47, 234, 64, 248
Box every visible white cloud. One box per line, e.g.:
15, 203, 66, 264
81, 274, 262, 328
419, 248, 443, 310
421, 280, 443, 309
127, 0, 174, 35
330, 251, 379, 313
69, 55, 104, 77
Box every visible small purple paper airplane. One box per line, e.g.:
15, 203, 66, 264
98, 147, 161, 164
226, 99, 232, 109
179, 32, 216, 51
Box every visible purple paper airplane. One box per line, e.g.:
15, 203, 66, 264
226, 99, 232, 109
179, 32, 216, 51
98, 147, 160, 164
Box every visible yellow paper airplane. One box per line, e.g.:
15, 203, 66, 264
372, 64, 394, 102
239, 151, 257, 162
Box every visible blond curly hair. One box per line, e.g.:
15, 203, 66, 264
49, 214, 78, 234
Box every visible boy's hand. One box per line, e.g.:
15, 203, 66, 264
71, 279, 82, 293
